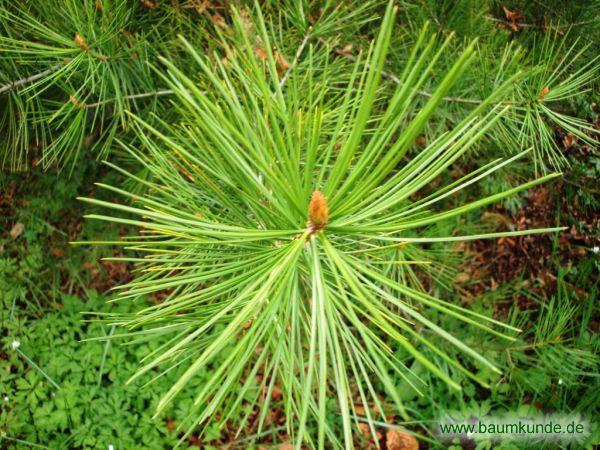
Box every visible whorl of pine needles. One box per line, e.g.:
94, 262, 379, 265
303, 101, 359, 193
75, 2, 568, 447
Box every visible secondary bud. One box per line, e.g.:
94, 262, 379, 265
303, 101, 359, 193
74, 33, 89, 52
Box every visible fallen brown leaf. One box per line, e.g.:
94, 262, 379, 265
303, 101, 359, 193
386, 428, 418, 450
275, 50, 290, 76
502, 5, 524, 31
10, 222, 24, 239
358, 423, 370, 435
354, 404, 366, 415
254, 46, 268, 60
454, 272, 470, 283
562, 134, 575, 149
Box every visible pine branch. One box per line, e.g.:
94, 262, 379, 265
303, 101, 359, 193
81, 27, 314, 109
484, 14, 537, 29
279, 26, 313, 88
0, 62, 65, 95
71, 3, 579, 446
317, 37, 484, 105
509, 336, 562, 351
484, 14, 596, 30
82, 89, 175, 108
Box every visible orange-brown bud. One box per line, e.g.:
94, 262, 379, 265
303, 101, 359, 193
74, 33, 89, 52
308, 190, 328, 232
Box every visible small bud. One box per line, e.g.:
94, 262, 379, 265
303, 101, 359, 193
308, 191, 328, 233
11, 340, 20, 350
74, 33, 89, 52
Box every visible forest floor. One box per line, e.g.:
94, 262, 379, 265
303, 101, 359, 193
1, 125, 598, 449
1, 2, 599, 449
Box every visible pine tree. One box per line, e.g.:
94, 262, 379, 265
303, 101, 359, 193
1, 0, 597, 447
75, 3, 572, 446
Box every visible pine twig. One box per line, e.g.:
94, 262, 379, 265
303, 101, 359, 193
484, 14, 536, 29
416, 89, 483, 105
83, 89, 175, 108
279, 26, 313, 88
508, 336, 562, 351
86, 25, 313, 108
84, 27, 313, 108
484, 14, 596, 30
317, 37, 484, 105
0, 63, 65, 95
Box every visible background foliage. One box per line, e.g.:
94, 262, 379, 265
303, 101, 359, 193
1, 0, 598, 449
